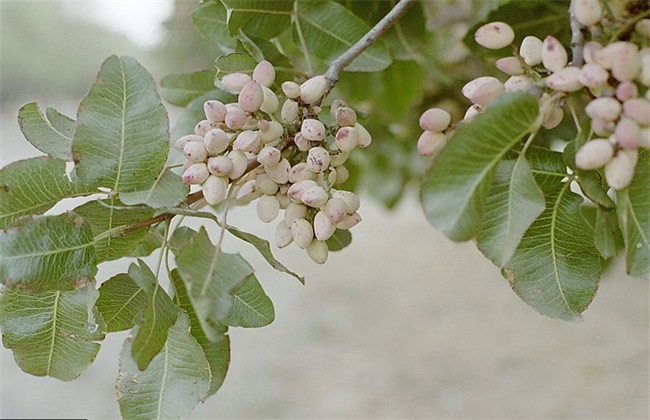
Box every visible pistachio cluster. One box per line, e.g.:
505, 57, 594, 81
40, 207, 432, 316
174, 61, 370, 263
418, 4, 650, 191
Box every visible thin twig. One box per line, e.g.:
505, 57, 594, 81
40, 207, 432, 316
569, 0, 586, 66
324, 0, 417, 85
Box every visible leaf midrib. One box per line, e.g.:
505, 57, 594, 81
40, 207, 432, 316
113, 58, 128, 192
549, 182, 573, 314
46, 291, 61, 376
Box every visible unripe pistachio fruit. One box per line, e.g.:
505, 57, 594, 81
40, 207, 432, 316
575, 139, 614, 170
194, 119, 219, 136
623, 98, 650, 126
260, 86, 280, 114
331, 189, 360, 214
289, 162, 316, 183
300, 75, 328, 104
255, 174, 280, 195
462, 76, 505, 106
285, 202, 308, 225
204, 100, 227, 123
336, 106, 358, 127
265, 158, 291, 184
419, 108, 451, 132
182, 162, 210, 185
474, 21, 515, 50
504, 75, 535, 93
585, 97, 622, 121
605, 150, 637, 190
207, 155, 234, 177
225, 107, 247, 130
307, 146, 331, 173
259, 121, 284, 144
573, 0, 602, 27
616, 81, 638, 102
281, 99, 300, 124
228, 150, 248, 180
614, 118, 640, 150
335, 126, 359, 151
577, 63, 609, 88
417, 131, 446, 157
257, 194, 280, 223
175, 134, 203, 151
354, 123, 372, 148
306, 239, 329, 264
520, 36, 543, 66
238, 81, 264, 112
301, 119, 326, 141
314, 211, 336, 241
252, 60, 275, 87
275, 222, 293, 248
545, 67, 582, 92
257, 146, 282, 166
324, 197, 347, 224
233, 130, 260, 153
202, 175, 229, 205
291, 218, 314, 249
235, 179, 261, 204
336, 212, 361, 230
541, 36, 568, 72
281, 81, 301, 99
301, 185, 329, 208
495, 57, 525, 76
220, 72, 251, 93
606, 42, 640, 82
183, 140, 208, 163
203, 129, 229, 156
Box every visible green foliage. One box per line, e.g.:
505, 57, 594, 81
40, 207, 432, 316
0, 285, 105, 381
18, 103, 75, 161
73, 55, 170, 193
117, 312, 211, 420
96, 273, 147, 333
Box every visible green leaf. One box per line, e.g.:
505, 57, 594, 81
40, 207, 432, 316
73, 55, 170, 193
326, 229, 352, 252
221, 0, 293, 39
160, 71, 218, 107
503, 182, 601, 320
226, 225, 304, 283
171, 270, 230, 397
191, 1, 236, 48
527, 146, 567, 193
117, 312, 210, 420
128, 260, 179, 370
0, 156, 95, 229
295, 1, 391, 72
215, 52, 258, 78
0, 213, 97, 292
617, 150, 650, 278
174, 227, 255, 323
17, 102, 74, 161
224, 275, 274, 328
73, 198, 154, 263
96, 273, 147, 332
120, 168, 189, 208
376, 60, 425, 121
382, 1, 426, 61
477, 156, 545, 268
128, 223, 167, 258
421, 93, 539, 241
0, 285, 105, 381
594, 206, 622, 260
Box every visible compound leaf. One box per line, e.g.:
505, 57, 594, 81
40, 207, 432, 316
117, 312, 210, 420
171, 270, 230, 397
224, 275, 275, 328
617, 150, 650, 278
160, 71, 218, 107
295, 1, 391, 72
0, 213, 97, 292
73, 55, 169, 193
96, 273, 147, 333
18, 102, 75, 161
0, 285, 105, 381
192, 1, 236, 48
421, 92, 539, 242
477, 156, 545, 268
221, 0, 293, 39
120, 168, 189, 208
0, 156, 95, 229
73, 198, 154, 263
128, 260, 178, 371
503, 182, 601, 320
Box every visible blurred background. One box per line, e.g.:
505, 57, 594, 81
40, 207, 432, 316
1, 1, 648, 419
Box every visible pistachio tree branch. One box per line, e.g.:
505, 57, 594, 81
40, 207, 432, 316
324, 0, 417, 86
569, 0, 586, 66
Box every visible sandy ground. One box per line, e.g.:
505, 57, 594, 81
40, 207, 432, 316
0, 120, 648, 419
